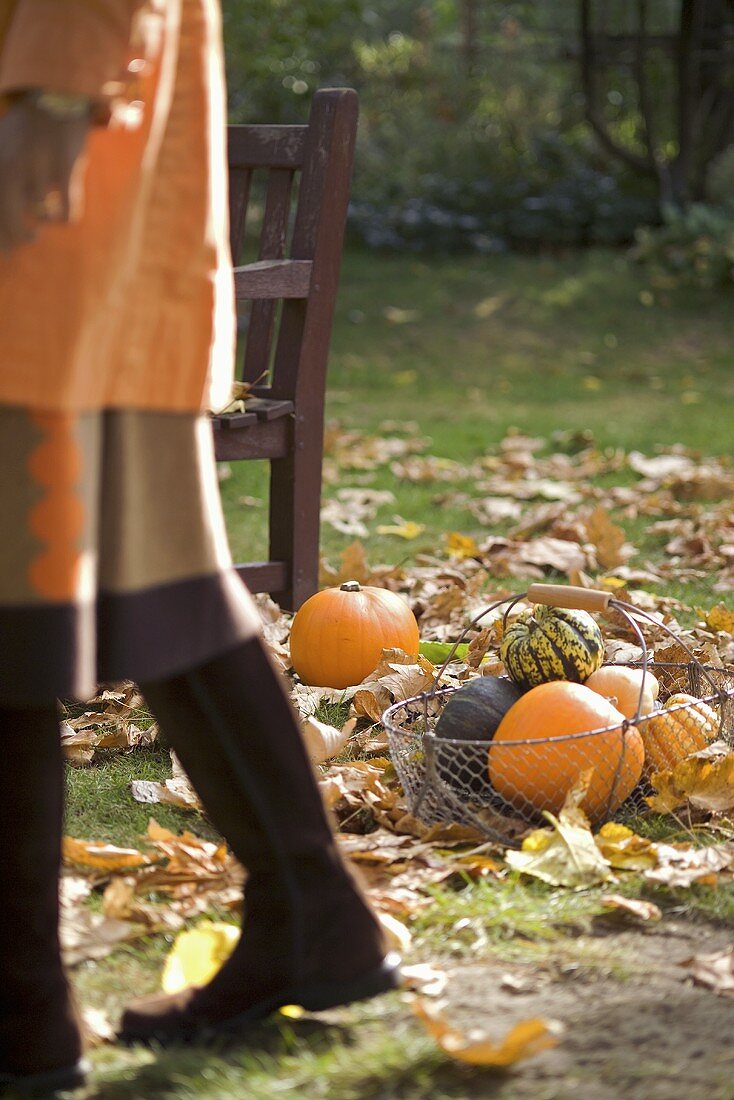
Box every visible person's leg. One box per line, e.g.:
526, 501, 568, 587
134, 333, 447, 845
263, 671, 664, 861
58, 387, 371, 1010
119, 636, 399, 1045
0, 704, 86, 1094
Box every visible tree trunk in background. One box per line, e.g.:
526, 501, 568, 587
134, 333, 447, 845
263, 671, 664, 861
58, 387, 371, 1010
459, 0, 480, 78
579, 0, 734, 210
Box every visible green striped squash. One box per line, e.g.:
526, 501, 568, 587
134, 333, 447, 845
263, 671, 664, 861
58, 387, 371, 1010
500, 605, 604, 692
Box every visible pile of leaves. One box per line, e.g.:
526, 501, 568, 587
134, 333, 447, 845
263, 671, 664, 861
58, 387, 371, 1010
60, 427, 734, 1061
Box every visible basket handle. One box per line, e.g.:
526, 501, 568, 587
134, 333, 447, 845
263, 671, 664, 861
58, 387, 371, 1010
526, 583, 612, 613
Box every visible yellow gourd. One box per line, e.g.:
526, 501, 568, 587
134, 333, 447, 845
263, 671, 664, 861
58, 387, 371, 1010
639, 693, 718, 774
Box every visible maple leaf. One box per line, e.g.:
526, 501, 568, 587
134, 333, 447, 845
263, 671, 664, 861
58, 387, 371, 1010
352, 650, 436, 721
647, 744, 734, 814
584, 505, 634, 570
702, 602, 734, 634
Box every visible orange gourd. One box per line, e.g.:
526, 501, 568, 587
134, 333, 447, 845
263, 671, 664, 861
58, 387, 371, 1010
639, 692, 718, 775
489, 681, 645, 823
289, 581, 420, 689
585, 665, 659, 720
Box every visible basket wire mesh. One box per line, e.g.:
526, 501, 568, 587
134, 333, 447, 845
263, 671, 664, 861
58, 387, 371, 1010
383, 585, 734, 846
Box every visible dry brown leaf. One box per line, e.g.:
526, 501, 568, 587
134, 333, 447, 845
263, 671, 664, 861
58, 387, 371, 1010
81, 1007, 115, 1048
353, 651, 436, 720
644, 842, 734, 888
61, 906, 148, 967
584, 505, 633, 570
63, 838, 154, 873
647, 746, 734, 815
321, 487, 395, 538
468, 497, 523, 525
682, 946, 734, 997
513, 536, 593, 576
410, 997, 562, 1066
318, 760, 395, 813
377, 911, 412, 952
290, 682, 358, 719
337, 829, 433, 865
400, 963, 449, 997
628, 452, 695, 480
670, 465, 734, 502
101, 876, 185, 931
392, 455, 467, 484
600, 894, 662, 922
319, 540, 376, 587
130, 778, 203, 811
302, 716, 356, 764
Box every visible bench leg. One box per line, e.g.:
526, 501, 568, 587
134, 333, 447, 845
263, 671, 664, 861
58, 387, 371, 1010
268, 423, 322, 611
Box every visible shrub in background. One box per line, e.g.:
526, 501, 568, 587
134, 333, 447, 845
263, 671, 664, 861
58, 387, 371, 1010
632, 204, 734, 289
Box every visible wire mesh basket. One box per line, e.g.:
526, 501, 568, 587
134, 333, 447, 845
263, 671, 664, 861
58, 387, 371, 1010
383, 584, 734, 846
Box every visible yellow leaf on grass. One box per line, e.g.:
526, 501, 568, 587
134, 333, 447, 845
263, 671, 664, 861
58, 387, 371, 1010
376, 519, 425, 540
445, 532, 480, 560
595, 823, 658, 871
161, 922, 240, 994
703, 603, 734, 635
411, 997, 561, 1066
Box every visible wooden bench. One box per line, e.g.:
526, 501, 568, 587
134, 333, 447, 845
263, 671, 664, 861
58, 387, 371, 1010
212, 88, 359, 611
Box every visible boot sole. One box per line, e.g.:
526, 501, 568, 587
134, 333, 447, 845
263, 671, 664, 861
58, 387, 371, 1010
118, 953, 402, 1048
0, 1058, 89, 1096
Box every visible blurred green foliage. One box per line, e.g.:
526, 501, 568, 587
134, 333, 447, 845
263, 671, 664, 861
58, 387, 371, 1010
220, 2, 725, 254
632, 204, 734, 288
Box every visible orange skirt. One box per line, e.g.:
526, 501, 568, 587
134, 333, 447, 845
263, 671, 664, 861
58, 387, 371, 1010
0, 407, 260, 705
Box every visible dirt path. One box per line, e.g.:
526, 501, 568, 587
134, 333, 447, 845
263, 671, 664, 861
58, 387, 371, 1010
439, 918, 734, 1099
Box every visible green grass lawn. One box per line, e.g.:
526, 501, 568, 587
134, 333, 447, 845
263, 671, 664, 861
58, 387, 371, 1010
220, 247, 734, 576
65, 249, 734, 1097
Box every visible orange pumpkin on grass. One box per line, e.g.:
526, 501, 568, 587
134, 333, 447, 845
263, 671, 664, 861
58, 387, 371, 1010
289, 581, 420, 689
488, 680, 645, 823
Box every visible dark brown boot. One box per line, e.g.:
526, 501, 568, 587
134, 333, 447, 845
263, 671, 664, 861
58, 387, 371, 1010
119, 637, 399, 1046
0, 705, 86, 1095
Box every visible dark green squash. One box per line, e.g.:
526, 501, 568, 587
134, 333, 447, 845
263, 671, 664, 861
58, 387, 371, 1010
434, 677, 523, 800
435, 676, 524, 742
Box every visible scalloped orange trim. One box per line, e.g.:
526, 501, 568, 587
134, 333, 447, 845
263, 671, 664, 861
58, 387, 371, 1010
26, 413, 86, 600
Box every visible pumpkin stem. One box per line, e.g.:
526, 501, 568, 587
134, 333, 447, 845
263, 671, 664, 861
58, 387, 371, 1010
339, 580, 361, 592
